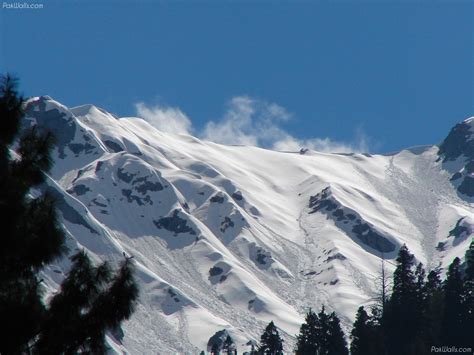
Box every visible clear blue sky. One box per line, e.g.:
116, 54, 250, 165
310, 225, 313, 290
1, 0, 473, 152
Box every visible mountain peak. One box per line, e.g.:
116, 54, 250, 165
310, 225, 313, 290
71, 104, 119, 120
439, 117, 474, 162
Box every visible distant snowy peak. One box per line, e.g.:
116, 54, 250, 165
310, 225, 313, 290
439, 117, 474, 162
438, 116, 474, 198
24, 96, 106, 177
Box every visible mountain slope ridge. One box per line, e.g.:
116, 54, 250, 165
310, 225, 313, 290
24, 96, 473, 353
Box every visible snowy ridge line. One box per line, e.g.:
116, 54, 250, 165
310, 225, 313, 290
24, 95, 473, 353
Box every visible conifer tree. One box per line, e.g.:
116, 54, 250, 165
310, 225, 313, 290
350, 307, 373, 355
315, 306, 331, 354
420, 267, 444, 349
0, 74, 138, 353
462, 240, 474, 347
295, 308, 319, 354
442, 257, 464, 346
211, 342, 220, 355
384, 244, 419, 355
35, 252, 138, 353
258, 321, 283, 355
0, 75, 65, 353
222, 334, 237, 354
297, 306, 348, 355
327, 311, 348, 355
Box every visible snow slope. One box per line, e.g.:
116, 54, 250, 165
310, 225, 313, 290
23, 96, 474, 354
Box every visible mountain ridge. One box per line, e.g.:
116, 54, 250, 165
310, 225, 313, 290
23, 95, 473, 353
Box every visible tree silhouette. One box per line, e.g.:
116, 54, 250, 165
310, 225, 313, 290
0, 74, 65, 353
0, 74, 138, 353
258, 321, 283, 355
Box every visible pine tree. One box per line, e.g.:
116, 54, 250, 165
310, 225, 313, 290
421, 267, 444, 350
212, 342, 220, 355
462, 241, 474, 347
315, 306, 331, 354
350, 307, 373, 355
442, 257, 464, 346
0, 75, 139, 353
327, 312, 348, 355
297, 306, 348, 355
465, 240, 474, 280
295, 308, 319, 354
0, 75, 65, 353
384, 244, 419, 355
258, 321, 283, 355
223, 334, 236, 354
35, 252, 138, 353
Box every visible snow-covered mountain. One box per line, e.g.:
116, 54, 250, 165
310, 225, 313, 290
24, 96, 473, 354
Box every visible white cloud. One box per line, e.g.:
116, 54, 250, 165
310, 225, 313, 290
134, 96, 371, 153
135, 102, 192, 135
202, 96, 292, 147
272, 128, 370, 153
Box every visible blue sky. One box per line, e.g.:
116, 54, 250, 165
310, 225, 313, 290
1, 0, 473, 153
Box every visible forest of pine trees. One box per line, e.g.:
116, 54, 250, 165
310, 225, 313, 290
0, 75, 139, 353
350, 242, 474, 355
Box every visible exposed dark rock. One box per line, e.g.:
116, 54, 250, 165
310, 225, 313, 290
332, 209, 344, 221
95, 161, 104, 173
68, 142, 96, 156
220, 216, 234, 233
104, 140, 124, 153
352, 223, 395, 253
450, 172, 462, 181
210, 194, 224, 203
449, 218, 471, 238
67, 184, 90, 196
117, 168, 135, 183
438, 121, 474, 162
438, 119, 474, 198
91, 198, 107, 207
256, 253, 267, 265
325, 253, 347, 262
436, 242, 446, 251
309, 187, 338, 213
134, 179, 163, 194
308, 187, 396, 253
231, 191, 243, 201
24, 98, 78, 159
167, 288, 181, 303
458, 176, 474, 197
153, 209, 196, 236
209, 266, 223, 277
121, 189, 152, 206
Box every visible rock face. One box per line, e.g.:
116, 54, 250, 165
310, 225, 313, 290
22, 97, 474, 354
438, 117, 474, 197
154, 209, 197, 236
309, 187, 396, 253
